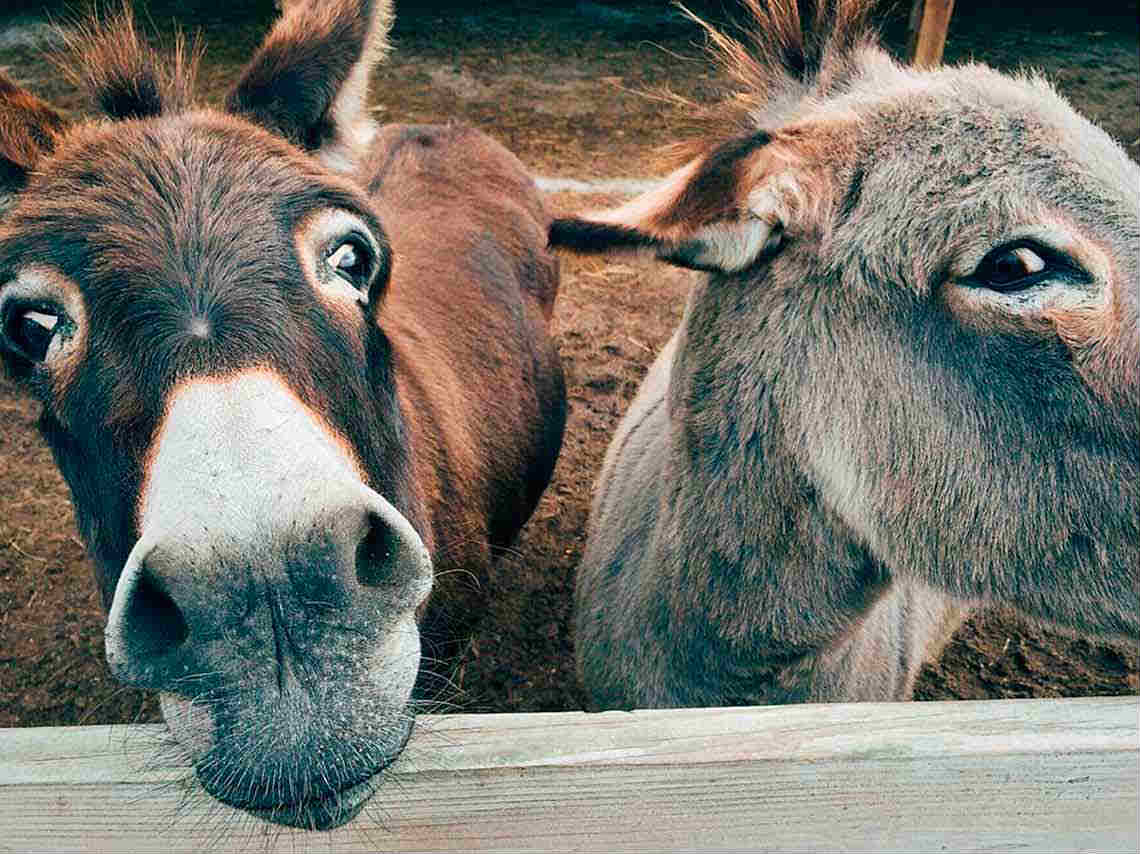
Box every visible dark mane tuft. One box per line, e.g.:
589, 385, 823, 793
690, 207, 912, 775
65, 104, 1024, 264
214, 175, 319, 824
692, 0, 879, 99
659, 0, 880, 167
53, 3, 202, 120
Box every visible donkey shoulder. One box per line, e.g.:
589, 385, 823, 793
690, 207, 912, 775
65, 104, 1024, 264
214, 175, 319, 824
576, 332, 677, 707
364, 123, 557, 317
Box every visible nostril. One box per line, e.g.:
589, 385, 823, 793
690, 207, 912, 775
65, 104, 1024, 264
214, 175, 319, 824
123, 570, 190, 659
355, 511, 398, 587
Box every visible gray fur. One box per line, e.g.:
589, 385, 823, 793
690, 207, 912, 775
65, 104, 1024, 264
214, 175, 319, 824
554, 2, 1139, 709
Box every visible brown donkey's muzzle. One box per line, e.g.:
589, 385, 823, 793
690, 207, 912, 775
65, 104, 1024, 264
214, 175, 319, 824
105, 484, 430, 692
98, 371, 431, 827
104, 370, 432, 693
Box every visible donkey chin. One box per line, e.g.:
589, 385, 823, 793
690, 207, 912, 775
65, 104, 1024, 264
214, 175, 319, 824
156, 632, 420, 830
108, 519, 431, 830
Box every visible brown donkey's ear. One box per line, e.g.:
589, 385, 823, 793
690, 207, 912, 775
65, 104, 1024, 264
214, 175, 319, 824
225, 0, 393, 171
0, 72, 67, 213
550, 129, 829, 273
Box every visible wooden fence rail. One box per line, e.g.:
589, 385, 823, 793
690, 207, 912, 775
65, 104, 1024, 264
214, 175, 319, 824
907, 0, 956, 68
1, 696, 1136, 852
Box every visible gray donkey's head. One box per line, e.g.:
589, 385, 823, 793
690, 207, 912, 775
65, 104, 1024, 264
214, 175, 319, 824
552, 0, 1137, 705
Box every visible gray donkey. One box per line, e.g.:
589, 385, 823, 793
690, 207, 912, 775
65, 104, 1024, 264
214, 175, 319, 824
550, 0, 1139, 709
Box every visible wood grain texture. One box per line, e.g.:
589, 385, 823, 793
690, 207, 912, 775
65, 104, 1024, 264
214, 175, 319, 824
907, 0, 956, 68
1, 697, 1136, 852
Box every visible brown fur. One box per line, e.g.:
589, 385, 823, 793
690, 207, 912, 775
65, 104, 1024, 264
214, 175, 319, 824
0, 0, 564, 830
370, 122, 564, 632
0, 72, 65, 206
53, 3, 200, 119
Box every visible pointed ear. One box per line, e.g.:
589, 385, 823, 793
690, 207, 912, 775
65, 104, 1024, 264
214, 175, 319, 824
0, 72, 67, 213
225, 0, 393, 171
550, 130, 824, 273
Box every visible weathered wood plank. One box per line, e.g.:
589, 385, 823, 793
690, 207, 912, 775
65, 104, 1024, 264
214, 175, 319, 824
907, 0, 956, 68
0, 697, 1136, 852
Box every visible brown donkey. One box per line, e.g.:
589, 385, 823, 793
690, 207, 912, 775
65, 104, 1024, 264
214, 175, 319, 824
551, 0, 1138, 709
0, 1, 564, 830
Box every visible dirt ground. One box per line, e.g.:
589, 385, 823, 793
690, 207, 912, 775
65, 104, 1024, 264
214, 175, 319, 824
0, 0, 1137, 728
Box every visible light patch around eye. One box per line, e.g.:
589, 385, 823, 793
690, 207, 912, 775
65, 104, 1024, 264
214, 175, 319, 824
0, 267, 87, 369
295, 208, 382, 311
950, 275, 1103, 318
327, 266, 368, 305
948, 223, 1102, 281
947, 267, 1105, 323
944, 219, 1109, 321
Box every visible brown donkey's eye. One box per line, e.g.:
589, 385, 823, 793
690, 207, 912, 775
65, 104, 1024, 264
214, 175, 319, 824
3, 305, 61, 363
326, 237, 375, 291
970, 245, 1047, 292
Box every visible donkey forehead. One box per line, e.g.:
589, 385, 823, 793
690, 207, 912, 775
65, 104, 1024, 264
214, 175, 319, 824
853, 67, 1140, 202
3, 111, 377, 265
0, 112, 387, 326
0, 113, 386, 422
808, 70, 1139, 266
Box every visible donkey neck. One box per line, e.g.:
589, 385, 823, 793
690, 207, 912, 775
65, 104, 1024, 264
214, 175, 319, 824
651, 273, 906, 700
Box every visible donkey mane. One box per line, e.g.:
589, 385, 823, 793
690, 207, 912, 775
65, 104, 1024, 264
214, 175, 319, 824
52, 5, 201, 120
661, 0, 878, 165
699, 0, 876, 93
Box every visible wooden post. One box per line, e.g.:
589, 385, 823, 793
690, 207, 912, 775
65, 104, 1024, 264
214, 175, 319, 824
908, 0, 956, 68
0, 697, 1137, 852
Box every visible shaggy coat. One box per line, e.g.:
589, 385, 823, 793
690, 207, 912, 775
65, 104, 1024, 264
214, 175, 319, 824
0, 0, 564, 830
551, 0, 1139, 709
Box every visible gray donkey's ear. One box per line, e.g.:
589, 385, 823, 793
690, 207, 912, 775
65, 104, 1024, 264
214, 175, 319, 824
549, 129, 830, 273
225, 0, 393, 171
0, 72, 67, 214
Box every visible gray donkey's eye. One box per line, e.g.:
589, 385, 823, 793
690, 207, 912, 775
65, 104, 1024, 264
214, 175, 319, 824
969, 242, 1087, 293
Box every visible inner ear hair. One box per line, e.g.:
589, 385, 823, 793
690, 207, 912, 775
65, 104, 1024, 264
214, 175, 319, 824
547, 127, 798, 272
664, 215, 785, 272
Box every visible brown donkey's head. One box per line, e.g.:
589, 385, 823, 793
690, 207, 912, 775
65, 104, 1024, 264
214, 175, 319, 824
552, 1, 1138, 641
0, 1, 437, 829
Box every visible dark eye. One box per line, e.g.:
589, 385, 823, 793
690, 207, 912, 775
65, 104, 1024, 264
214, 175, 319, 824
325, 236, 375, 290
969, 244, 1048, 292
2, 304, 61, 362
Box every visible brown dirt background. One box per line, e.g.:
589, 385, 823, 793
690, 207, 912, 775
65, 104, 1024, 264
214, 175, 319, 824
0, 0, 1137, 728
